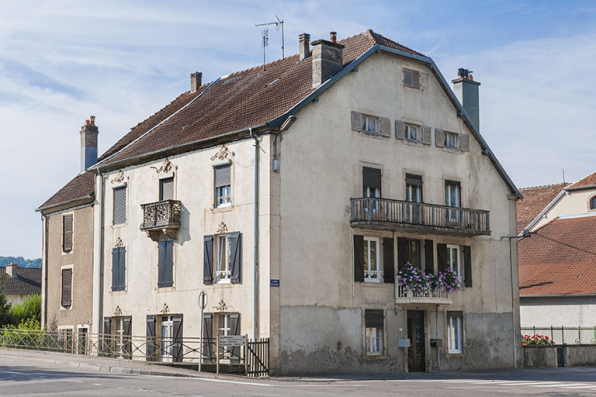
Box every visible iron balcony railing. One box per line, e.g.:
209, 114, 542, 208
395, 276, 453, 305
140, 200, 181, 231
350, 197, 490, 235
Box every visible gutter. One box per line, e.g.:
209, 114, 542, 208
36, 195, 95, 214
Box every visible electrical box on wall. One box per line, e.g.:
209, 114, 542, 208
398, 338, 410, 348
430, 339, 443, 347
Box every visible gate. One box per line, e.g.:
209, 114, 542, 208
247, 338, 269, 377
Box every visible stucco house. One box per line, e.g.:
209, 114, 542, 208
40, 30, 522, 374
0, 263, 41, 305
519, 173, 596, 342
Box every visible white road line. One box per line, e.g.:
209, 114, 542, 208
550, 384, 593, 388
93, 383, 102, 386
62, 379, 84, 383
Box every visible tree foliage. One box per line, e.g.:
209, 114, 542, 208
0, 286, 12, 327
0, 256, 41, 268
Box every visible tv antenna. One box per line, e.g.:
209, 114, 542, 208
256, 15, 285, 59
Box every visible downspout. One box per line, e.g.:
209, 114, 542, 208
250, 128, 259, 340
502, 234, 523, 368
42, 213, 49, 329
97, 168, 105, 340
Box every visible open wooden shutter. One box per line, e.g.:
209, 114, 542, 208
158, 241, 166, 287
102, 317, 111, 357
437, 243, 448, 273
380, 117, 391, 137
395, 120, 406, 140
351, 111, 362, 131
424, 240, 434, 274
230, 232, 241, 284
63, 214, 73, 252
165, 240, 174, 287
203, 235, 214, 285
61, 268, 72, 307
383, 237, 394, 283
435, 129, 445, 147
460, 133, 470, 152
202, 313, 213, 362
119, 247, 126, 290
146, 315, 156, 361
111, 248, 119, 291
463, 245, 472, 287
422, 126, 432, 145
123, 316, 132, 359
172, 314, 183, 362
229, 313, 241, 362
353, 235, 364, 282
397, 237, 408, 272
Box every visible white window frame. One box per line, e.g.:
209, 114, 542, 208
444, 131, 459, 149
447, 313, 463, 353
217, 313, 234, 360
216, 234, 232, 283
159, 315, 174, 362
405, 124, 419, 142
446, 245, 461, 281
365, 326, 383, 355
406, 183, 422, 203
216, 185, 232, 207
363, 237, 382, 283
361, 115, 379, 134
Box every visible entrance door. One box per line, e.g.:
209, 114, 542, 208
407, 310, 426, 372
160, 316, 174, 362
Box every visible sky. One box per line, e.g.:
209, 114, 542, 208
1, 0, 595, 259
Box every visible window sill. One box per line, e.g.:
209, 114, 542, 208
358, 131, 385, 139
111, 287, 127, 293
157, 286, 175, 292
441, 147, 461, 154
445, 350, 464, 357
112, 223, 128, 229
211, 205, 234, 213
363, 352, 388, 360
214, 282, 234, 288
60, 306, 72, 311
364, 279, 382, 284
61, 250, 73, 256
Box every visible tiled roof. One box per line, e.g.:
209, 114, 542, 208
0, 267, 41, 296
517, 183, 569, 233
41, 30, 421, 209
519, 215, 596, 296
568, 172, 596, 189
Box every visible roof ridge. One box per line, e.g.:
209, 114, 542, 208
365, 29, 425, 57
520, 182, 570, 191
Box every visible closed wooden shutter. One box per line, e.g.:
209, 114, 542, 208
365, 309, 384, 328
397, 237, 408, 272
113, 187, 127, 225
63, 214, 73, 252
380, 117, 391, 137
437, 244, 448, 273
203, 235, 214, 285
424, 240, 434, 275
463, 245, 472, 287
202, 313, 213, 361
383, 238, 394, 283
229, 313, 241, 361
146, 315, 156, 361
230, 232, 241, 284
119, 247, 126, 290
160, 177, 174, 201
412, 70, 420, 88
403, 69, 412, 87
172, 314, 183, 362
353, 235, 364, 282
61, 268, 72, 307
158, 241, 166, 287
102, 317, 112, 357
395, 120, 406, 140
363, 167, 381, 196
460, 133, 470, 152
435, 129, 445, 147
422, 126, 432, 145
165, 240, 173, 287
351, 111, 362, 131
123, 316, 132, 359
214, 165, 231, 188
112, 248, 119, 291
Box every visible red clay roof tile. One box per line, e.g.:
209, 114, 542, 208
516, 183, 569, 233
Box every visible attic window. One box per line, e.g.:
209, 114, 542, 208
267, 79, 279, 87
403, 68, 420, 89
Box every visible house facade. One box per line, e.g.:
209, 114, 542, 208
41, 30, 521, 374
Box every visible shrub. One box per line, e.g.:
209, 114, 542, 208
522, 334, 555, 346
10, 294, 41, 326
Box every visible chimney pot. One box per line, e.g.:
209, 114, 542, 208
5, 263, 17, 278
330, 31, 337, 43
190, 72, 202, 93
80, 116, 99, 172
299, 33, 311, 61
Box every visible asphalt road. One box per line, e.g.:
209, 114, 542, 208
2, 357, 596, 396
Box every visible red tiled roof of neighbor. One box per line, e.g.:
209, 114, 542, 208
568, 172, 596, 189
518, 215, 596, 296
517, 183, 569, 233
40, 30, 421, 209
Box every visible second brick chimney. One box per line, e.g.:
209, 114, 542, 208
80, 116, 99, 172
311, 32, 344, 87
190, 72, 202, 93
299, 33, 310, 61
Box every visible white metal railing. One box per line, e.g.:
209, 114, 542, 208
215, 270, 231, 283
364, 270, 383, 282
395, 276, 452, 304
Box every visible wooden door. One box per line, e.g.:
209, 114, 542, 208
407, 310, 426, 372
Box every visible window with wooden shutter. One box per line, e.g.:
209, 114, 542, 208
424, 240, 434, 275
146, 315, 157, 361
380, 117, 391, 137
395, 120, 406, 140
229, 232, 241, 284
113, 187, 127, 225
214, 165, 232, 207
203, 235, 214, 285
63, 214, 73, 252
111, 247, 126, 291
351, 111, 362, 132
158, 240, 174, 288
61, 268, 72, 308
403, 68, 420, 89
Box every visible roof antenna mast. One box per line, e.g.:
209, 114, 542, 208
256, 15, 285, 61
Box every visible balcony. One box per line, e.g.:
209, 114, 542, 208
350, 198, 490, 236
140, 200, 181, 241
395, 277, 453, 305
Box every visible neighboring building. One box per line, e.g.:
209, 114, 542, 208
519, 173, 596, 340
0, 263, 41, 305
41, 30, 522, 374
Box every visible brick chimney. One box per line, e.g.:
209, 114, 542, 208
80, 116, 99, 172
190, 72, 202, 93
5, 263, 17, 278
311, 32, 345, 87
452, 68, 481, 131
299, 33, 310, 61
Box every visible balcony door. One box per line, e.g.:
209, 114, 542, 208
407, 310, 426, 372
160, 177, 174, 201
445, 181, 461, 225
363, 167, 381, 219
405, 174, 423, 224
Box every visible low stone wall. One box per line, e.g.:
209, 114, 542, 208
522, 346, 558, 368
564, 345, 596, 367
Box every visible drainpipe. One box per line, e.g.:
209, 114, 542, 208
250, 128, 259, 340
42, 213, 49, 329
97, 168, 105, 340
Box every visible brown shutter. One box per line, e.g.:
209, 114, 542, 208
353, 235, 364, 282
203, 235, 214, 285
123, 316, 132, 359
460, 133, 470, 152
172, 314, 183, 362
437, 244, 448, 273
397, 237, 408, 272
230, 232, 241, 284
383, 238, 394, 283
61, 268, 72, 307
365, 309, 384, 328
380, 117, 391, 137
424, 240, 434, 275
63, 214, 73, 252
202, 313, 213, 362
146, 315, 156, 361
403, 69, 412, 87
395, 120, 406, 140
351, 111, 362, 131
463, 245, 472, 287
422, 126, 432, 145
435, 129, 445, 147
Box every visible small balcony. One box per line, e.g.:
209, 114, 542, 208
350, 198, 490, 236
140, 200, 181, 241
395, 277, 453, 305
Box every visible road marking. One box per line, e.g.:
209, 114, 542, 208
144, 375, 273, 387
2, 370, 28, 375
62, 379, 84, 383
93, 383, 102, 386
561, 385, 596, 389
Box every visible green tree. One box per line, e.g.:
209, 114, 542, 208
10, 294, 41, 326
0, 286, 12, 326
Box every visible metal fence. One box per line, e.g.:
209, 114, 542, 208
0, 329, 269, 376
521, 326, 596, 345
